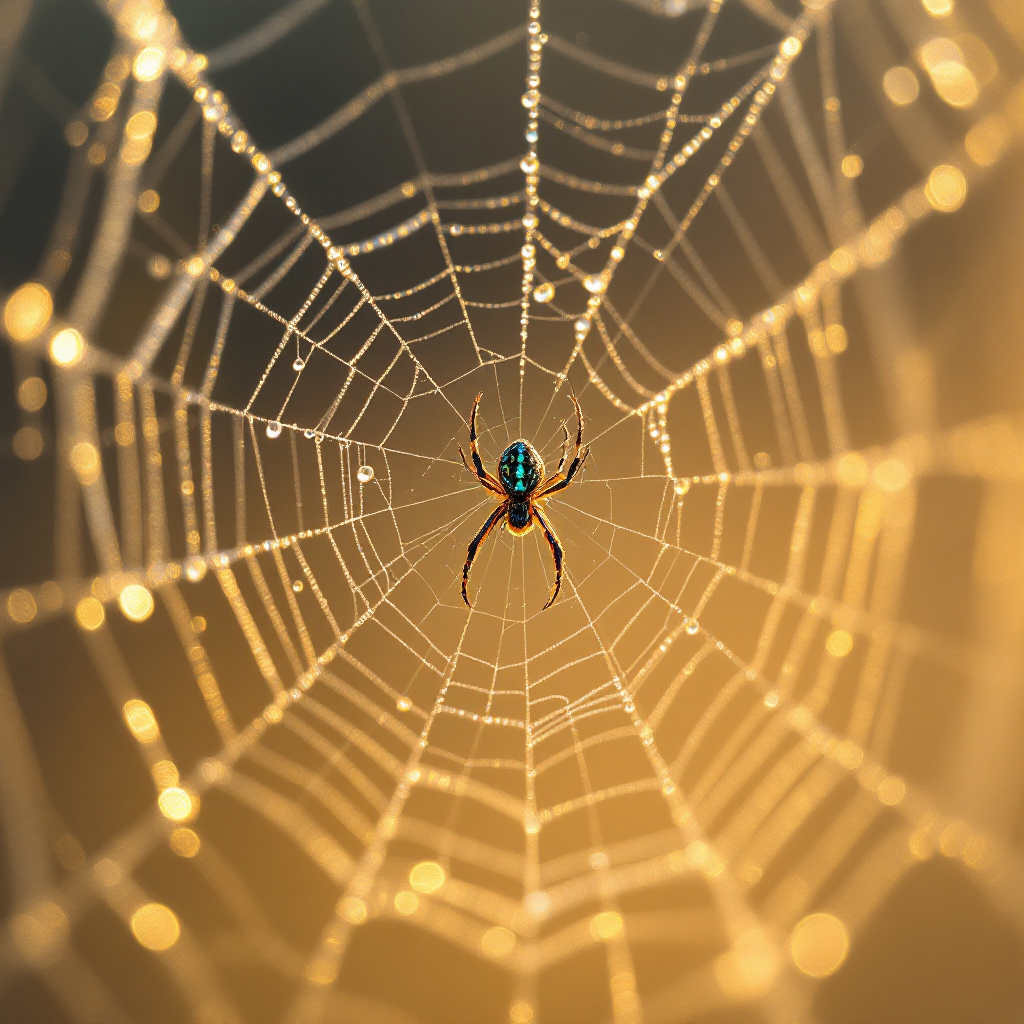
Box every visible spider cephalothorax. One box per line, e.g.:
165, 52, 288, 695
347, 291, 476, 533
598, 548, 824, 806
459, 392, 589, 609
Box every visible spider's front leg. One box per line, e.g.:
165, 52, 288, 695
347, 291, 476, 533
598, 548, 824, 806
459, 444, 504, 495
536, 393, 588, 498
462, 501, 509, 607
459, 392, 504, 494
554, 423, 571, 475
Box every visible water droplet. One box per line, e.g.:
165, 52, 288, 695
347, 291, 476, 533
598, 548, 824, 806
685, 619, 700, 635
292, 358, 305, 372
183, 556, 207, 583
520, 155, 539, 174
583, 274, 607, 294
303, 429, 315, 439
396, 696, 412, 712
574, 317, 591, 340
265, 421, 282, 439
292, 580, 303, 593
525, 891, 551, 917
533, 282, 554, 303
357, 465, 374, 484
147, 254, 171, 280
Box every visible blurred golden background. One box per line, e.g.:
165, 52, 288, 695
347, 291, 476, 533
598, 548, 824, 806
1, 0, 1023, 1022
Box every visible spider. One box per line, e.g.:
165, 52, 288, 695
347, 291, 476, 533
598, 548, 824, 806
459, 392, 589, 609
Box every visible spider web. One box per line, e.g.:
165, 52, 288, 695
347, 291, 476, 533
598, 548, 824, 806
2, 0, 1024, 1022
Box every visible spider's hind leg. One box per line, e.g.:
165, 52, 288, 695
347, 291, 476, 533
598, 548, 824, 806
533, 504, 564, 609
462, 501, 508, 606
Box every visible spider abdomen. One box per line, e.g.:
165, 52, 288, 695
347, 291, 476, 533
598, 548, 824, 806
507, 500, 533, 534
498, 440, 543, 498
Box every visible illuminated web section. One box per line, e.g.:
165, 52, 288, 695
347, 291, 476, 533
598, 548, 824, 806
1, 1, 1024, 1023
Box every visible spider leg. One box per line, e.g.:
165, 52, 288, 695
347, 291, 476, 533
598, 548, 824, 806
464, 392, 504, 492
554, 423, 571, 474
533, 504, 564, 609
462, 501, 509, 607
537, 393, 586, 495
568, 391, 584, 449
459, 443, 504, 495
536, 445, 589, 498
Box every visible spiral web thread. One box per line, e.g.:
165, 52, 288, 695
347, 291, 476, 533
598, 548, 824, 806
2, 0, 1024, 1022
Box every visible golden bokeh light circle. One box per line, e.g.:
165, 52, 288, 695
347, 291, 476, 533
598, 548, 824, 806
17, 376, 47, 411
882, 66, 919, 106
169, 828, 200, 858
74, 597, 106, 631
119, 584, 155, 622
509, 1000, 535, 1024
69, 442, 99, 484
826, 629, 854, 658
133, 46, 165, 82
131, 903, 180, 951
481, 925, 517, 958
589, 911, 624, 941
394, 890, 419, 915
789, 912, 850, 977
123, 699, 160, 742
157, 787, 194, 822
4, 283, 52, 342
49, 327, 84, 366
409, 860, 446, 893
7, 589, 37, 624
925, 164, 967, 213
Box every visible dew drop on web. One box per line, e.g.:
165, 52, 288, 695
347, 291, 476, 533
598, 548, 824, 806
184, 556, 206, 583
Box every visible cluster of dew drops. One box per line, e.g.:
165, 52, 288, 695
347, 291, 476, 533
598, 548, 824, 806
262, 421, 375, 485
